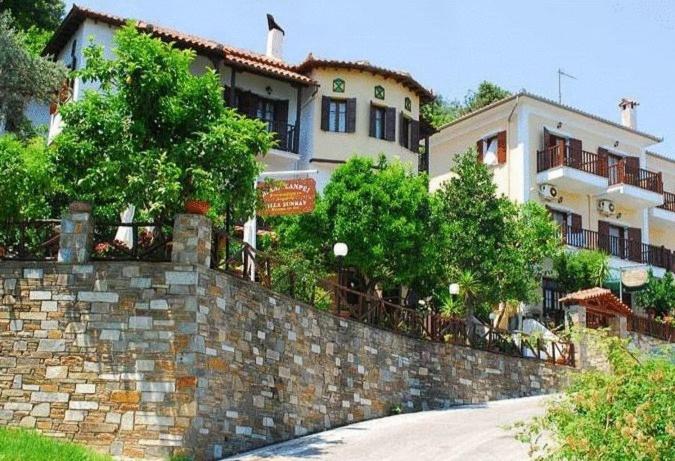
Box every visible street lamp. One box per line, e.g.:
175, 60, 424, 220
333, 242, 348, 312
449, 283, 460, 295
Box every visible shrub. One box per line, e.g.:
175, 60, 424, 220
634, 271, 675, 318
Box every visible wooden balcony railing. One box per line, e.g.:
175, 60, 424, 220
627, 313, 674, 343
608, 162, 663, 193
562, 225, 674, 270
658, 191, 675, 212
537, 145, 664, 194
536, 145, 606, 177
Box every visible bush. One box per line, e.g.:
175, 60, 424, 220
515, 331, 675, 460
553, 249, 609, 293
634, 271, 675, 318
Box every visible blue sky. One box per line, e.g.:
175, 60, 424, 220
66, 0, 675, 156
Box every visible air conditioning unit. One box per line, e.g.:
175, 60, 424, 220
598, 199, 616, 216
539, 184, 558, 201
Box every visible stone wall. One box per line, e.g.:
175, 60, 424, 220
0, 259, 571, 460
628, 332, 675, 357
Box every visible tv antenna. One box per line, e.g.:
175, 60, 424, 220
558, 68, 577, 103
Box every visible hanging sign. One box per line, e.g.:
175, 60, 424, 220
258, 178, 316, 217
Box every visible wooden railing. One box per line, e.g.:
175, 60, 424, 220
536, 145, 606, 177
0, 220, 60, 261
562, 225, 674, 271
91, 222, 172, 261
627, 313, 674, 343
608, 162, 663, 193
658, 191, 675, 212
326, 281, 575, 366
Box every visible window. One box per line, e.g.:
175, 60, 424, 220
542, 278, 563, 327
374, 85, 385, 100
373, 106, 385, 139
256, 100, 275, 123
404, 97, 411, 111
482, 135, 499, 166
476, 131, 507, 165
333, 78, 345, 93
328, 99, 347, 132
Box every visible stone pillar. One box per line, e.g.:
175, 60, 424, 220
171, 214, 212, 267
58, 203, 93, 264
608, 315, 627, 338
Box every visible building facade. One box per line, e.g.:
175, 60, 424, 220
429, 92, 675, 321
42, 6, 432, 189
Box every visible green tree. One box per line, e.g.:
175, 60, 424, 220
422, 81, 511, 129
634, 271, 675, 318
516, 331, 675, 461
275, 156, 434, 294
553, 249, 609, 293
0, 134, 54, 221
0, 0, 65, 33
51, 23, 273, 222
0, 12, 66, 135
432, 149, 560, 320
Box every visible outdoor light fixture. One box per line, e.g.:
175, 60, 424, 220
614, 141, 620, 148
556, 122, 563, 129
265, 85, 273, 95
449, 283, 460, 295
333, 242, 348, 258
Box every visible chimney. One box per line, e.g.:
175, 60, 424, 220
619, 98, 638, 130
266, 14, 284, 60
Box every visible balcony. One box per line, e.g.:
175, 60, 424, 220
536, 146, 608, 193
652, 191, 675, 224
259, 119, 297, 154
561, 225, 674, 271
605, 163, 664, 208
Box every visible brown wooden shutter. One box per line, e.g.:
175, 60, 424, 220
237, 90, 255, 117
570, 213, 582, 231
598, 220, 610, 253
274, 100, 289, 149
385, 106, 396, 141
597, 147, 609, 177
411, 120, 420, 152
569, 138, 582, 168
346, 98, 356, 133
369, 103, 376, 138
497, 131, 507, 164
399, 112, 406, 146
476, 139, 484, 163
627, 227, 643, 262
625, 156, 640, 174
543, 127, 551, 149
320, 96, 330, 131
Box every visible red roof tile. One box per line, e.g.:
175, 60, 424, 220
560, 288, 632, 317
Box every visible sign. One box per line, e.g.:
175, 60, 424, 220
258, 178, 316, 217
621, 268, 649, 288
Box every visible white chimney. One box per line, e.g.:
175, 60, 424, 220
265, 14, 284, 60
619, 98, 638, 130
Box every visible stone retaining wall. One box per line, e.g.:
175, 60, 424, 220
0, 260, 571, 460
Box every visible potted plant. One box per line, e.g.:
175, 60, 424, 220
184, 168, 214, 215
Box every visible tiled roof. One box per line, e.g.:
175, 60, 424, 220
437, 91, 662, 143
44, 5, 315, 85
560, 287, 632, 317
296, 54, 434, 101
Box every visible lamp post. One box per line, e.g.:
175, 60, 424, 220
333, 242, 348, 312
449, 283, 460, 296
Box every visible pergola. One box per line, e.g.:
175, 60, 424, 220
559, 287, 632, 318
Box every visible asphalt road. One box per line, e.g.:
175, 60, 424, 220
223, 395, 551, 461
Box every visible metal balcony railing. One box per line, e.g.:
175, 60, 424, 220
658, 191, 675, 212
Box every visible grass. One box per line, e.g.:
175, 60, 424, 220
0, 427, 112, 461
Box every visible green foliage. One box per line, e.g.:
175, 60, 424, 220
421, 81, 511, 129
51, 24, 273, 222
0, 0, 65, 33
0, 134, 55, 220
553, 249, 609, 293
274, 156, 434, 293
516, 331, 675, 461
0, 426, 111, 461
0, 12, 67, 135
635, 271, 675, 317
269, 247, 330, 308
431, 149, 561, 319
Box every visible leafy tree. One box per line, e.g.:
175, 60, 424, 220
0, 134, 54, 221
274, 156, 434, 294
553, 249, 609, 293
634, 271, 675, 318
516, 330, 675, 461
0, 12, 66, 135
0, 0, 65, 33
51, 23, 274, 222
422, 81, 511, 129
432, 149, 560, 320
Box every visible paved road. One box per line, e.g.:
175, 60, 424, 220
223, 395, 552, 461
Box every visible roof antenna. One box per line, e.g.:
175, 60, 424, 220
558, 68, 577, 104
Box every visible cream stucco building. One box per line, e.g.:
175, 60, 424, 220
429, 92, 675, 322
42, 6, 432, 191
